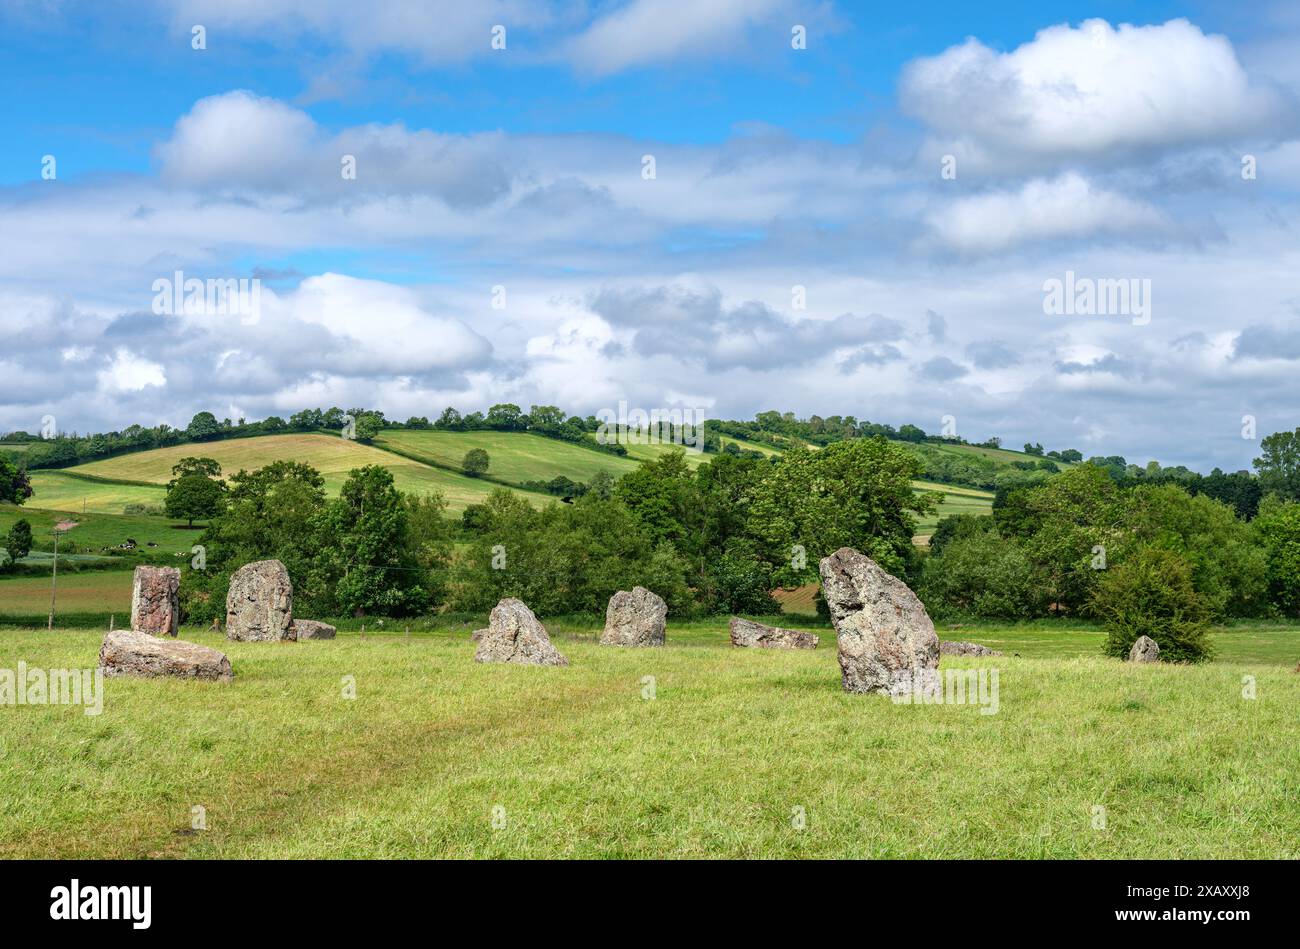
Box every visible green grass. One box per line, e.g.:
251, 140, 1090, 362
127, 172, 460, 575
378, 430, 638, 484
25, 471, 168, 515
58, 434, 550, 515
0, 504, 198, 557
0, 620, 1296, 858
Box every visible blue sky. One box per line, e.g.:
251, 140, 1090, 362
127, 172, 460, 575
2, 0, 1300, 471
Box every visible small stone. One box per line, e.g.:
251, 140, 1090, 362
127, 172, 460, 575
130, 566, 180, 637
729, 617, 819, 649
292, 619, 336, 640
99, 629, 233, 681
600, 586, 667, 647
226, 559, 295, 642
939, 640, 1002, 657
475, 598, 568, 666
1129, 635, 1160, 663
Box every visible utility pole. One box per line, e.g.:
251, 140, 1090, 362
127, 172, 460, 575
48, 527, 59, 630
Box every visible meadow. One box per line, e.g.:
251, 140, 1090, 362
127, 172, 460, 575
0, 620, 1295, 859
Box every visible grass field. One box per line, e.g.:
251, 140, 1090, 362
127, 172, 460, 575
379, 430, 638, 484
0, 620, 1295, 859
0, 570, 132, 621
25, 471, 168, 515
58, 434, 550, 515
0, 504, 196, 558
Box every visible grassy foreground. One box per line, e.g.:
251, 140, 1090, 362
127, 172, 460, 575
0, 621, 1296, 859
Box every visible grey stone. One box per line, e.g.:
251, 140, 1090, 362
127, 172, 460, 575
226, 559, 295, 642
292, 619, 336, 640
818, 547, 939, 695
600, 586, 667, 647
1129, 635, 1160, 663
474, 598, 568, 666
471, 628, 488, 642
130, 566, 180, 637
729, 617, 819, 650
99, 629, 233, 681
940, 640, 1002, 657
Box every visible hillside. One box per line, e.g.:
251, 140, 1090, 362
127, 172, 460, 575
19, 430, 994, 538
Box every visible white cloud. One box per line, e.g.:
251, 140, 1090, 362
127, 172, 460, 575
98, 348, 167, 393
925, 173, 1171, 253
902, 18, 1293, 172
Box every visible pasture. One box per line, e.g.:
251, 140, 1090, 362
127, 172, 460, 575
0, 621, 1295, 859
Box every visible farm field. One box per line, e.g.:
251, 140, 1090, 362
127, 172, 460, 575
25, 471, 168, 515
0, 505, 194, 557
378, 430, 638, 484
0, 622, 1295, 859
56, 434, 551, 514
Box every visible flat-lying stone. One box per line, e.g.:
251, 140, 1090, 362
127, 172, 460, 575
226, 559, 295, 642
819, 547, 939, 695
475, 598, 568, 666
292, 619, 336, 640
130, 565, 180, 637
601, 586, 667, 647
1129, 635, 1160, 663
99, 629, 233, 681
729, 617, 819, 650
939, 640, 1002, 657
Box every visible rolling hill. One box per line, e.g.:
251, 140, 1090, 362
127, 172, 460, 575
18, 430, 995, 540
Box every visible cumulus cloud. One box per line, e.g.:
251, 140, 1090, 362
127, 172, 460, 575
902, 18, 1294, 173
925, 173, 1171, 253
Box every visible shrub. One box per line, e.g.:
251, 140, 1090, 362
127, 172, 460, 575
919, 530, 1044, 619
1093, 546, 1213, 663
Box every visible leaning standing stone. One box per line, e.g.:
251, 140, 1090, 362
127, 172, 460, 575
1129, 635, 1160, 663
226, 559, 295, 642
818, 547, 939, 695
729, 617, 819, 650
292, 619, 336, 640
600, 586, 667, 647
130, 565, 180, 637
99, 629, 233, 681
475, 598, 568, 666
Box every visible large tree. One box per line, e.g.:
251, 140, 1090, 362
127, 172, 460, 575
3, 519, 33, 568
1254, 428, 1300, 501
0, 457, 32, 504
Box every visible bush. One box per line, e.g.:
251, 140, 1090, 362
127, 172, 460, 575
919, 530, 1045, 619
1092, 546, 1213, 663
123, 503, 164, 516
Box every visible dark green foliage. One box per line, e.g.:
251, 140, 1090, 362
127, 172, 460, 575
0, 457, 32, 504
3, 518, 33, 567
461, 448, 490, 477
1094, 546, 1213, 663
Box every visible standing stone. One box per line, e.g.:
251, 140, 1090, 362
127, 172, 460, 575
475, 598, 568, 666
1129, 635, 1160, 663
292, 619, 336, 640
818, 547, 939, 695
130, 566, 180, 637
226, 559, 295, 642
600, 586, 667, 647
99, 629, 233, 681
729, 617, 819, 650
939, 640, 1003, 657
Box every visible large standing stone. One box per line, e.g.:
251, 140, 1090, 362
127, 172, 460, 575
226, 559, 295, 642
1129, 635, 1160, 663
729, 617, 819, 650
940, 640, 1003, 657
475, 598, 568, 666
818, 547, 939, 695
130, 566, 180, 637
292, 619, 336, 640
600, 586, 667, 647
99, 629, 233, 681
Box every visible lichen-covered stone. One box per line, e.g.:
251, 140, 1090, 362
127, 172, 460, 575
99, 629, 233, 681
474, 598, 568, 666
